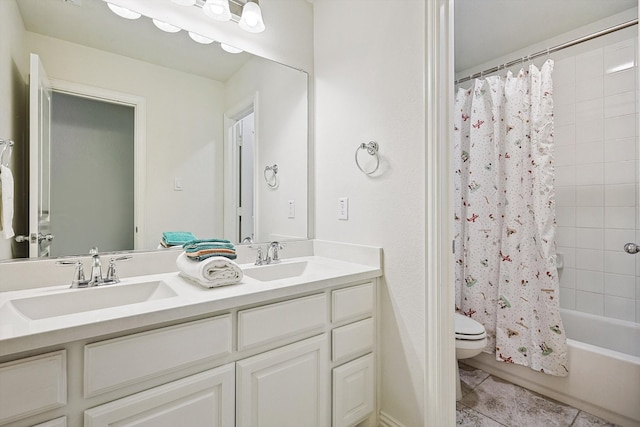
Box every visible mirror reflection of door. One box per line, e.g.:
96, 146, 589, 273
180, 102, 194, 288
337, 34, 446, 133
28, 53, 52, 258
50, 92, 134, 256
236, 112, 255, 243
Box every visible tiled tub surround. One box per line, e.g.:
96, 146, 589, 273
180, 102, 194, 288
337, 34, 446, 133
553, 32, 639, 324
0, 240, 382, 426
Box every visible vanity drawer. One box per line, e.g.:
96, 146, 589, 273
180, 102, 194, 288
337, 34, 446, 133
238, 293, 327, 351
332, 317, 374, 363
33, 416, 67, 427
0, 350, 67, 425
332, 282, 374, 323
84, 315, 232, 397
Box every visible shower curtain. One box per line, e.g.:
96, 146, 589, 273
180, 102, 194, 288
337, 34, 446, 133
453, 60, 568, 376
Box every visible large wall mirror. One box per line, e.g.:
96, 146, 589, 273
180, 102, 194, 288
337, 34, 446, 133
0, 0, 308, 262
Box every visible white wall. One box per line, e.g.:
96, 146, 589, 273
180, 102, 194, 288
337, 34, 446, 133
0, 0, 27, 260
26, 32, 225, 250
225, 57, 308, 242
314, 1, 426, 425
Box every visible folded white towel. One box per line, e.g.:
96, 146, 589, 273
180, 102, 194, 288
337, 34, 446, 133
176, 252, 243, 288
0, 164, 15, 240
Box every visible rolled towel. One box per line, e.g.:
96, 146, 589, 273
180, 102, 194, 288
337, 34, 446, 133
176, 252, 243, 288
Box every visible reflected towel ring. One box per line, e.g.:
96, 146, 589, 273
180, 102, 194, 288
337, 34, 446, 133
264, 164, 279, 188
355, 141, 380, 175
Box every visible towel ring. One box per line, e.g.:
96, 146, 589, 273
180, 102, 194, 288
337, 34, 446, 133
264, 164, 279, 188
355, 141, 380, 175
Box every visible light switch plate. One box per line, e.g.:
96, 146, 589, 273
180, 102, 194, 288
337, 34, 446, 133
338, 197, 348, 220
288, 200, 295, 218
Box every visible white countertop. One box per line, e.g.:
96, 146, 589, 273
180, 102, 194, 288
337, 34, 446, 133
0, 254, 382, 357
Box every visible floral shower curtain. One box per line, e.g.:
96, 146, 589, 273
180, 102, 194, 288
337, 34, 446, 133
453, 60, 568, 376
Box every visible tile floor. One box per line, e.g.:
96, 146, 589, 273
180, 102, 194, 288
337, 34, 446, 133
456, 363, 620, 427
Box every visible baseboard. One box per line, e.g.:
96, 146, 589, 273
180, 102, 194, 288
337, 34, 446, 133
378, 411, 406, 427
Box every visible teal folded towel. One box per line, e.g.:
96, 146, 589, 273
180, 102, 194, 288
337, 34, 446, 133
162, 231, 197, 247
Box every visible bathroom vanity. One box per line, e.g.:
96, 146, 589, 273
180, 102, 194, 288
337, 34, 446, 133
0, 241, 381, 427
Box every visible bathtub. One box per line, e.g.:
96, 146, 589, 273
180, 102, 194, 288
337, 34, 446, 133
465, 309, 640, 427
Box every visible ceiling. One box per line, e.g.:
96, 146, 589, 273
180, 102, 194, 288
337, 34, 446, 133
455, 0, 638, 73
16, 0, 252, 81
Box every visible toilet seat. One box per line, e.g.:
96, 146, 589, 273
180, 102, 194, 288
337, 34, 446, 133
455, 313, 487, 341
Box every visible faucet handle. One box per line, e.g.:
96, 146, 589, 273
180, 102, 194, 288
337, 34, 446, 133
249, 245, 265, 265
269, 241, 285, 263
104, 256, 132, 284
56, 260, 89, 288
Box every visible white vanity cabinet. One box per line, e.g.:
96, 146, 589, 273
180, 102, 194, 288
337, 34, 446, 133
237, 334, 329, 427
0, 351, 66, 425
331, 282, 376, 427
84, 364, 235, 427
0, 279, 378, 427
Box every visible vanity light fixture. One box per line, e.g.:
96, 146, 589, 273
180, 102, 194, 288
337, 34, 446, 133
238, 0, 265, 33
199, 0, 266, 33
221, 43, 243, 53
188, 32, 215, 44
106, 3, 141, 19
170, 0, 197, 5
202, 0, 232, 21
152, 19, 181, 33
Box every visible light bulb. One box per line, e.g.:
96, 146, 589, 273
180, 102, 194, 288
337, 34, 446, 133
170, 0, 196, 5
106, 3, 141, 20
238, 1, 265, 33
152, 19, 181, 33
202, 0, 231, 21
221, 44, 243, 54
189, 32, 215, 44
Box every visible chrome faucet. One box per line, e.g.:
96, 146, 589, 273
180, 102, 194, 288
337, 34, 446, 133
56, 248, 132, 288
88, 247, 103, 286
250, 242, 285, 265
267, 241, 284, 264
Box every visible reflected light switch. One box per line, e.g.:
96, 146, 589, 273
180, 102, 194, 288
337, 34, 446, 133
288, 200, 295, 218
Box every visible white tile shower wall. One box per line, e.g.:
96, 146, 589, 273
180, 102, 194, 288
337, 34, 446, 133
554, 35, 639, 323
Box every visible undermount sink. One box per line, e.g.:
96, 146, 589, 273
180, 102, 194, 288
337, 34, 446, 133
9, 281, 177, 320
243, 260, 310, 282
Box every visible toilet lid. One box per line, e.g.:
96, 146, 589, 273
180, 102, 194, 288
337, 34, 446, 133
455, 313, 486, 340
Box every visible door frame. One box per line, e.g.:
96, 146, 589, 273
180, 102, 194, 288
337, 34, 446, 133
48, 79, 147, 250
223, 94, 259, 243
425, 1, 456, 425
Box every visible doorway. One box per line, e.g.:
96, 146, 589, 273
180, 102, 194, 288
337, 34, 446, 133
50, 92, 134, 256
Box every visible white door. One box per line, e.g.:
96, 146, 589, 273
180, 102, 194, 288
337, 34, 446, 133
236, 334, 329, 427
238, 113, 255, 242
84, 364, 235, 427
28, 53, 52, 258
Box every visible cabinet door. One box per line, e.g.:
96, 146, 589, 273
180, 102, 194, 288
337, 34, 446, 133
333, 354, 375, 427
84, 363, 234, 427
236, 334, 329, 427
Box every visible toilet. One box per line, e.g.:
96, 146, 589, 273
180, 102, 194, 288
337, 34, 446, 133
455, 313, 487, 400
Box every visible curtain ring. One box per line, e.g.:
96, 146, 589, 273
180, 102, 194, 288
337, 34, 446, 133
264, 164, 278, 188
355, 141, 380, 175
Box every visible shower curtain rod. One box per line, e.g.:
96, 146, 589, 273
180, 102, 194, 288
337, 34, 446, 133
456, 19, 638, 85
